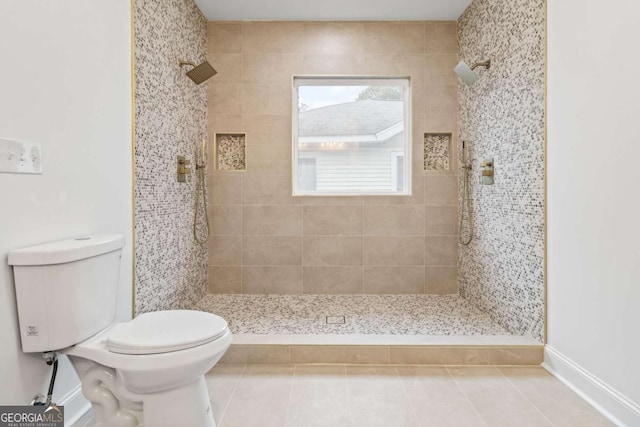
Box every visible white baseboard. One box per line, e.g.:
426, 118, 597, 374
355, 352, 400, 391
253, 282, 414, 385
59, 385, 93, 427
543, 346, 640, 427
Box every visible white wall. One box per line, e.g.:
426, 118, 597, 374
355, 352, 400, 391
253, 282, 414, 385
547, 0, 640, 425
0, 1, 132, 424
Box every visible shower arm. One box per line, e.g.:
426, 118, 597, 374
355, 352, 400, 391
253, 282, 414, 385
471, 60, 491, 71
178, 61, 196, 69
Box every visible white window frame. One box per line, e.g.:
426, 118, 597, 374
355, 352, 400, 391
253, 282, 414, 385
292, 76, 412, 196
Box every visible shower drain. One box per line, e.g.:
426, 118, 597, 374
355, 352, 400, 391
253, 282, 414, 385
326, 316, 346, 325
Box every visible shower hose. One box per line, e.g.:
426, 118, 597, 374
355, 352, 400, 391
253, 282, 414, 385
194, 164, 210, 244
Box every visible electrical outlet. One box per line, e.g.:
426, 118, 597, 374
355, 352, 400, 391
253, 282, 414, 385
0, 138, 42, 174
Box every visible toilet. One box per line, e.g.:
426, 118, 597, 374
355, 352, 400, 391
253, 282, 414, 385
8, 234, 232, 427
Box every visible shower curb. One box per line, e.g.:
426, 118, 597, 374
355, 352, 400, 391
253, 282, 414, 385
219, 335, 543, 365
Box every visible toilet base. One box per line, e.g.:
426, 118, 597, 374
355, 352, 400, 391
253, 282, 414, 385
70, 357, 215, 427
142, 377, 215, 427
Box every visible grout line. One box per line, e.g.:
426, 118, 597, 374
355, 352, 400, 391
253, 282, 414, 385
445, 366, 489, 427
499, 367, 556, 426
283, 364, 297, 427
395, 365, 423, 425
216, 364, 247, 426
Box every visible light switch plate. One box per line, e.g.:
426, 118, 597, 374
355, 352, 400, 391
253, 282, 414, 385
0, 138, 42, 174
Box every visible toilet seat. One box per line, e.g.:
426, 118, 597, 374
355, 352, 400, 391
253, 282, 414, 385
106, 310, 228, 355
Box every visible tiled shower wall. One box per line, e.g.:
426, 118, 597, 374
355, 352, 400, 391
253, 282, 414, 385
457, 0, 545, 341
206, 21, 459, 295
134, 0, 208, 312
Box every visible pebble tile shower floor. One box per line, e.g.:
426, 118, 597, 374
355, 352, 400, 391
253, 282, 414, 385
195, 294, 510, 335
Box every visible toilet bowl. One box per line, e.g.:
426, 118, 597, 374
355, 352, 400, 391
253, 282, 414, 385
66, 310, 232, 427
8, 234, 232, 427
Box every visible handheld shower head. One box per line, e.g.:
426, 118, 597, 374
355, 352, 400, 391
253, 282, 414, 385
179, 60, 217, 85
454, 60, 491, 86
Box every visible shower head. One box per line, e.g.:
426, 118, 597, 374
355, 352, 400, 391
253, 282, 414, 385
179, 60, 217, 85
454, 60, 491, 86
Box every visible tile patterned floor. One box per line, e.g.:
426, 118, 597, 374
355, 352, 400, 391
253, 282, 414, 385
206, 365, 614, 427
196, 294, 511, 335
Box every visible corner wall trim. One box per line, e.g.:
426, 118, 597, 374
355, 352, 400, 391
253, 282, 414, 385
543, 345, 640, 427
57, 385, 92, 427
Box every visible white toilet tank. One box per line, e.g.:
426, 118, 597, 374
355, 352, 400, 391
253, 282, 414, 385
8, 234, 125, 353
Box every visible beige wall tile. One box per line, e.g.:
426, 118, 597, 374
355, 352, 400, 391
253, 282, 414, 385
210, 235, 242, 265
242, 173, 299, 205
209, 84, 241, 115
242, 205, 302, 236
209, 174, 242, 205
211, 53, 242, 84
425, 266, 458, 294
425, 175, 458, 205
303, 22, 366, 54
241, 54, 275, 84
389, 346, 491, 365
208, 22, 241, 54
241, 22, 277, 53
301, 54, 366, 75
490, 347, 544, 365
424, 113, 457, 133
363, 175, 425, 206
425, 54, 459, 86
426, 205, 458, 235
268, 115, 292, 144
363, 22, 426, 53
208, 266, 242, 294
242, 236, 302, 265
240, 114, 272, 145
211, 205, 242, 235
425, 22, 458, 54
209, 114, 242, 134
290, 345, 389, 364
268, 84, 292, 115
426, 84, 457, 116
208, 175, 242, 205
205, 21, 460, 295
303, 205, 363, 235
364, 266, 425, 294
219, 346, 291, 365
245, 144, 290, 172
302, 196, 363, 206
303, 236, 363, 266
269, 22, 305, 53
425, 236, 458, 265
303, 266, 363, 294
242, 266, 303, 294
240, 84, 271, 115
364, 236, 425, 266
364, 205, 426, 236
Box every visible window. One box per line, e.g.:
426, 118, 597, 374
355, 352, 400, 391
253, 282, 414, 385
293, 77, 411, 196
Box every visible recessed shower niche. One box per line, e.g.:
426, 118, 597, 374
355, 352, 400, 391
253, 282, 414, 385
214, 133, 246, 171
424, 133, 452, 171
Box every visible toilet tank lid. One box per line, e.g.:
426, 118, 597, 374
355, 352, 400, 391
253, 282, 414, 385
8, 234, 125, 266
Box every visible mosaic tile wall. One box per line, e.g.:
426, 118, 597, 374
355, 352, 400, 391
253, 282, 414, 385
207, 21, 460, 295
424, 133, 452, 171
457, 0, 545, 341
134, 0, 208, 313
215, 133, 246, 171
